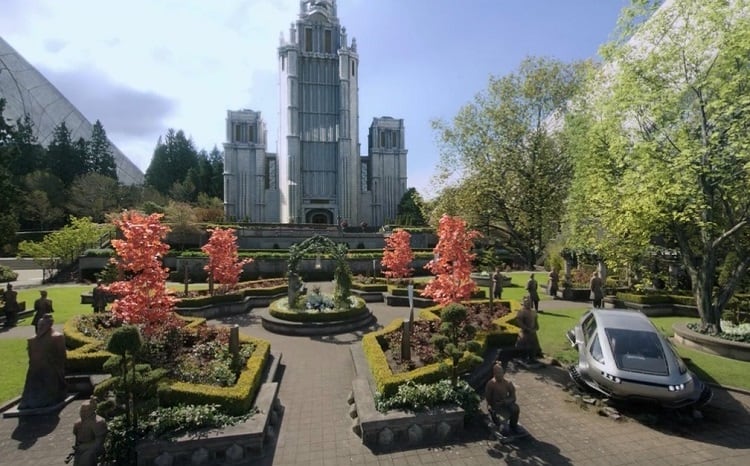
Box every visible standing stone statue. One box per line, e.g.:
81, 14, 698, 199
18, 314, 67, 410
73, 397, 107, 466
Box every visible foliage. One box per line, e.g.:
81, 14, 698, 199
287, 234, 352, 309
375, 379, 480, 416
145, 129, 200, 195
46, 121, 88, 187
381, 228, 414, 279
106, 211, 179, 334
421, 215, 480, 305
395, 188, 428, 226
0, 264, 18, 282
163, 201, 202, 250
563, 0, 750, 333
430, 303, 483, 386
88, 120, 118, 179
431, 56, 590, 268
202, 228, 252, 294
17, 216, 109, 280
66, 173, 120, 223
103, 404, 250, 464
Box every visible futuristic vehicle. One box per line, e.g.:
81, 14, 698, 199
566, 309, 712, 408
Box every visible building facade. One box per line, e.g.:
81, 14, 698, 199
223, 110, 279, 222
224, 0, 407, 226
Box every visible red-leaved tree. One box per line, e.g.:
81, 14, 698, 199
202, 228, 252, 294
421, 215, 481, 306
106, 211, 178, 333
381, 228, 414, 281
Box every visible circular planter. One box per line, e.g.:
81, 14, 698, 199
672, 322, 750, 362
262, 295, 374, 335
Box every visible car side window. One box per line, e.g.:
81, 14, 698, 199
589, 334, 604, 363
582, 314, 597, 342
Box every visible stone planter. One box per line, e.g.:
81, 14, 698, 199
348, 345, 465, 449
175, 293, 286, 319
673, 322, 750, 362
135, 352, 284, 465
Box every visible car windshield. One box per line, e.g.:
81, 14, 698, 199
605, 328, 668, 375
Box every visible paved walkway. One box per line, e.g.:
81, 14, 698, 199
1, 283, 750, 465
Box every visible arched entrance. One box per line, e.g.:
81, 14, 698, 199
306, 209, 333, 224
287, 234, 351, 308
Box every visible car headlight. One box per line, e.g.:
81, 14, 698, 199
601, 371, 621, 383
668, 383, 686, 392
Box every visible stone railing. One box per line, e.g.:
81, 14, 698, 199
672, 323, 750, 362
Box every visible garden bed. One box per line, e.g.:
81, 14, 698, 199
672, 322, 750, 362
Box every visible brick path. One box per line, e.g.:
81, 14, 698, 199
1, 284, 750, 465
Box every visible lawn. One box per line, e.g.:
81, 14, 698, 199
0, 339, 28, 402
15, 285, 96, 326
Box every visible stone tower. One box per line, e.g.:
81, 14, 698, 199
364, 117, 408, 226
223, 110, 279, 222
278, 0, 361, 224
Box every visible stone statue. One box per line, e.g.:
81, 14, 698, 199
18, 314, 67, 410
73, 397, 107, 466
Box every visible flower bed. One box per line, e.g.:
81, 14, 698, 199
268, 294, 367, 323
361, 301, 520, 397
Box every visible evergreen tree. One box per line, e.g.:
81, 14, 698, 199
10, 115, 45, 178
145, 129, 200, 195
46, 122, 88, 186
395, 188, 428, 226
0, 99, 21, 246
89, 120, 118, 179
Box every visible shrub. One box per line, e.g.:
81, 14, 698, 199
375, 379, 480, 417
0, 264, 18, 282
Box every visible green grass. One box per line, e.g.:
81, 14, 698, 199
15, 285, 94, 327
0, 339, 28, 402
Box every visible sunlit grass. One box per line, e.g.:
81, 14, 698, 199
0, 339, 27, 402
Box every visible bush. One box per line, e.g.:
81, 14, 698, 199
375, 379, 480, 417
0, 265, 18, 282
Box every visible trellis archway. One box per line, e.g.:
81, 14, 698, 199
287, 234, 352, 308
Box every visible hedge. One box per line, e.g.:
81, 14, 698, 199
362, 299, 521, 398
157, 336, 271, 416
350, 282, 388, 292
268, 296, 367, 322
64, 314, 206, 373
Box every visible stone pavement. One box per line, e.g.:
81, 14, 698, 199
1, 284, 750, 465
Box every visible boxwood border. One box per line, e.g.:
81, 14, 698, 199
361, 299, 521, 398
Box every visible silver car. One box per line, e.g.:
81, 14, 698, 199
566, 309, 712, 408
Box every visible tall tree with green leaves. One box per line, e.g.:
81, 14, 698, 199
145, 129, 200, 195
432, 56, 590, 268
563, 0, 750, 333
0, 99, 21, 248
46, 122, 88, 187
88, 120, 118, 179
395, 188, 428, 226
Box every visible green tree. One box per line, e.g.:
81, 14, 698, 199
0, 99, 21, 249
89, 120, 118, 179
432, 57, 589, 268
395, 188, 428, 226
563, 0, 750, 333
66, 173, 120, 222
46, 122, 88, 187
18, 216, 109, 281
145, 129, 200, 195
9, 114, 45, 178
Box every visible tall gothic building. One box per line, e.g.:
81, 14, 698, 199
224, 0, 407, 226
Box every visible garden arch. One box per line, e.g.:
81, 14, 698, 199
287, 234, 352, 308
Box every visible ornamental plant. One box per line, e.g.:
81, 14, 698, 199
106, 211, 178, 334
421, 215, 480, 306
381, 228, 414, 281
201, 228, 252, 295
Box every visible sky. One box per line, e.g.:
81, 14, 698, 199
0, 0, 627, 195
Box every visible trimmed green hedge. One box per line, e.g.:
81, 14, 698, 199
362, 299, 521, 397
157, 336, 271, 416
351, 282, 388, 292
64, 315, 206, 373
268, 296, 367, 322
